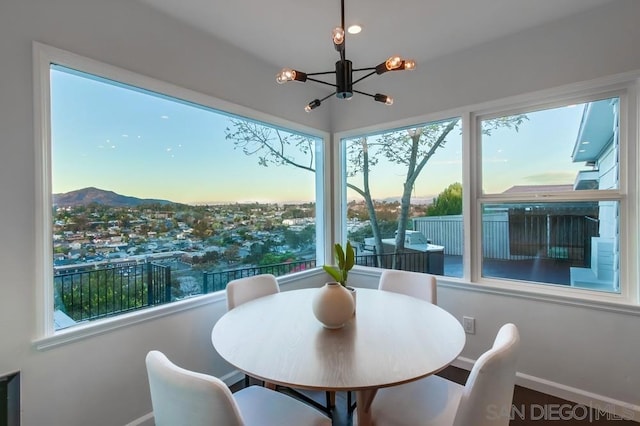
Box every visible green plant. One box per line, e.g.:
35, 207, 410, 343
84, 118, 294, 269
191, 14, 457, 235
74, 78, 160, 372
322, 241, 355, 286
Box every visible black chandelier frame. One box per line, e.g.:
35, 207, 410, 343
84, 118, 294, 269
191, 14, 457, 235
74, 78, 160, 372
276, 0, 415, 111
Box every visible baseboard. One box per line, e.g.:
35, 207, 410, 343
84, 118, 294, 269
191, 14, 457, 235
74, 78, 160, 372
452, 357, 640, 421
219, 369, 245, 387
450, 355, 475, 372
123, 412, 154, 426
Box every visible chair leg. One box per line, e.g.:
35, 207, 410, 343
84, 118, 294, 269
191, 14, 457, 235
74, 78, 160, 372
347, 390, 357, 414
244, 374, 269, 388
277, 386, 333, 418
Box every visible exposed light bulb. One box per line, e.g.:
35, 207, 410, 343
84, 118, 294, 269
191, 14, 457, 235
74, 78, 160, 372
332, 27, 345, 45
374, 93, 393, 105
305, 99, 321, 112
385, 56, 402, 71
276, 68, 295, 84
403, 59, 416, 70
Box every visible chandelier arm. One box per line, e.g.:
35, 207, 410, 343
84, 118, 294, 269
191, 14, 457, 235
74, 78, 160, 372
351, 70, 377, 86
306, 71, 338, 76
352, 89, 376, 98
306, 77, 338, 88
319, 92, 336, 103
351, 67, 377, 72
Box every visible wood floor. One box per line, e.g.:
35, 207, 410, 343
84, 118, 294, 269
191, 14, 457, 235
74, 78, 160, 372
233, 366, 639, 425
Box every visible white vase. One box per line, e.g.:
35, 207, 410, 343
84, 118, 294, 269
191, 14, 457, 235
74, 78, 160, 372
346, 286, 356, 314
312, 282, 355, 329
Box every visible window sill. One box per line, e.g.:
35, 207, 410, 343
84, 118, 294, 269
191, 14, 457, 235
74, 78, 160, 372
33, 291, 226, 351
33, 268, 325, 351
437, 276, 640, 317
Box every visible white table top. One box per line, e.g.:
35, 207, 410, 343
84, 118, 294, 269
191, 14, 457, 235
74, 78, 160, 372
212, 287, 465, 392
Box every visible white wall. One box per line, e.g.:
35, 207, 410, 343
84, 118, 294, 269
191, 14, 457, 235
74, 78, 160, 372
439, 284, 640, 410
1, 0, 640, 425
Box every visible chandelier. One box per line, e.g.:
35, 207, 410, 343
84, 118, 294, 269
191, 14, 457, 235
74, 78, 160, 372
275, 0, 416, 112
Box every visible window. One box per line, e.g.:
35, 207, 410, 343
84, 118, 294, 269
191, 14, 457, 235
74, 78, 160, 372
36, 45, 324, 334
341, 117, 463, 278
477, 96, 622, 293
339, 84, 636, 301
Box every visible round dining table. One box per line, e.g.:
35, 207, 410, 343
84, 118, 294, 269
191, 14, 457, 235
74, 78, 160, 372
212, 287, 466, 426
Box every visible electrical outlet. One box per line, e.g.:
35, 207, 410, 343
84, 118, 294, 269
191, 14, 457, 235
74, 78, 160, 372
463, 316, 475, 334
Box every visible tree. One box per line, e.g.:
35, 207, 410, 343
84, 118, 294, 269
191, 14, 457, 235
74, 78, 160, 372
192, 219, 210, 239
427, 182, 462, 216
283, 225, 315, 249
225, 115, 526, 268
222, 244, 240, 264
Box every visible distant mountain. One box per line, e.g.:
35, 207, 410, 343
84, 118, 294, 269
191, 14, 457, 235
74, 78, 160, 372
53, 187, 175, 207
379, 196, 434, 205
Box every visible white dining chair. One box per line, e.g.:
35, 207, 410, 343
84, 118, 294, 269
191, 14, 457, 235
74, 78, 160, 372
145, 350, 331, 426
226, 273, 280, 311
378, 269, 438, 304
370, 323, 521, 426
346, 269, 439, 414
225, 274, 335, 415
226, 274, 280, 387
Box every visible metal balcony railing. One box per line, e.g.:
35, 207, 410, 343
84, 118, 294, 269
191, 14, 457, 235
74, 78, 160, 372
54, 252, 440, 328
55, 259, 318, 327
54, 262, 172, 323
202, 260, 317, 293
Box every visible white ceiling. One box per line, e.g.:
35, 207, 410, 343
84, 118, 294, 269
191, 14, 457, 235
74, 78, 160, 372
139, 0, 619, 74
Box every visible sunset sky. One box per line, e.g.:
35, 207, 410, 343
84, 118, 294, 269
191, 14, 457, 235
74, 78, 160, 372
51, 65, 586, 205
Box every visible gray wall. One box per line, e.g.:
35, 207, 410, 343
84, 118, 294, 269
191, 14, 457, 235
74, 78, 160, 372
348, 269, 640, 414
330, 0, 640, 132
1, 0, 639, 425
0, 1, 329, 425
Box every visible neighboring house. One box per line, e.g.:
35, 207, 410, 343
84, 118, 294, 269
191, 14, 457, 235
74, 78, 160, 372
570, 98, 619, 291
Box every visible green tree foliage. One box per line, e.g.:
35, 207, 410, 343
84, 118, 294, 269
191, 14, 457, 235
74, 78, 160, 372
283, 225, 315, 249
191, 250, 221, 265
223, 244, 240, 264
426, 182, 462, 216
56, 263, 177, 322
258, 252, 296, 266
192, 219, 210, 239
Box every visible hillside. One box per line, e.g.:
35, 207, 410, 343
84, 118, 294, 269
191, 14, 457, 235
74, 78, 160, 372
53, 187, 174, 207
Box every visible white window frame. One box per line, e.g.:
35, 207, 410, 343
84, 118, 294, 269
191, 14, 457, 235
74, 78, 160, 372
32, 42, 329, 347
336, 73, 639, 307
470, 81, 638, 305
334, 110, 467, 284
